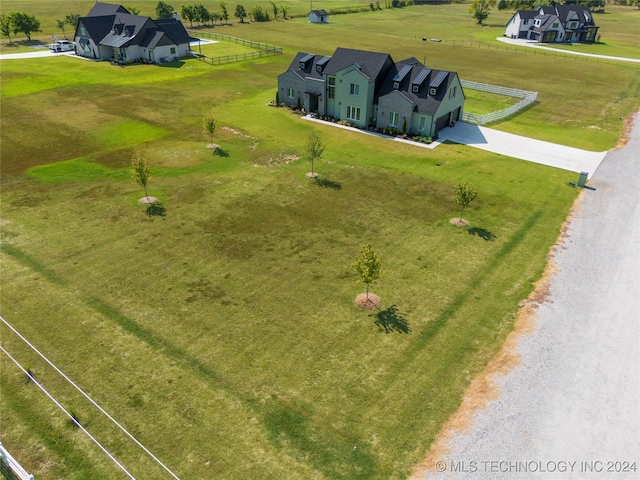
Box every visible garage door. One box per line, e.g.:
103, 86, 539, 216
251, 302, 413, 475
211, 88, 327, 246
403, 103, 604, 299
435, 113, 450, 133
452, 107, 461, 122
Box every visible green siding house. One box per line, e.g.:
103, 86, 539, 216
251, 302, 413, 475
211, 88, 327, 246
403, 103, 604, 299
277, 48, 465, 137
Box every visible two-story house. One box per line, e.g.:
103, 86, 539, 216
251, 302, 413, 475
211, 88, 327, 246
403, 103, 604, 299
74, 2, 193, 63
505, 4, 599, 43
277, 48, 465, 137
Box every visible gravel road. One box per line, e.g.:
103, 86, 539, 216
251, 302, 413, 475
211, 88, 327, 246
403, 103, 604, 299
419, 112, 640, 480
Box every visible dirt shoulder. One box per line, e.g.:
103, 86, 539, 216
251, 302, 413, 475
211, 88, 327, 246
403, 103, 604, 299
412, 110, 640, 480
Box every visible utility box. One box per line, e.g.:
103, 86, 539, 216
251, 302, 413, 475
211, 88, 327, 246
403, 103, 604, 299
577, 171, 589, 187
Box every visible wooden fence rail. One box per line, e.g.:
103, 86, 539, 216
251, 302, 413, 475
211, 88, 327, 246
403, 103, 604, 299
188, 31, 283, 66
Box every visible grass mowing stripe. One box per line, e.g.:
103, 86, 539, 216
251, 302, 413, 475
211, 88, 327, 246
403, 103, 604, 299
388, 209, 544, 376
86, 296, 229, 389
0, 361, 112, 479
262, 399, 379, 479
1, 243, 67, 285
0, 346, 137, 479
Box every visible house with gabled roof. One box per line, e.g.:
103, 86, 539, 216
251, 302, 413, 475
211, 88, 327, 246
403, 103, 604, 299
308, 10, 329, 23
74, 2, 193, 64
277, 47, 464, 136
376, 58, 464, 137
505, 4, 599, 43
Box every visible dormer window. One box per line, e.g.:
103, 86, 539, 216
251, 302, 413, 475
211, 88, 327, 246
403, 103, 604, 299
299, 54, 314, 70
430, 87, 437, 96
393, 82, 399, 89
412, 85, 419, 93
316, 65, 322, 72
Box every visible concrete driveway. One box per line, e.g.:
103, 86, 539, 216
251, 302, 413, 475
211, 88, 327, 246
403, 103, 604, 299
439, 121, 607, 179
497, 37, 640, 64
0, 49, 75, 60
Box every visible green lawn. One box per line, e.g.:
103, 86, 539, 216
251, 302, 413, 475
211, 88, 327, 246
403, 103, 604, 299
1, 3, 639, 480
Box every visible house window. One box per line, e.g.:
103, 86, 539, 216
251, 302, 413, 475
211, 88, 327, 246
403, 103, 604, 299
429, 87, 437, 96
570, 21, 577, 29
412, 85, 419, 93
419, 116, 426, 130
389, 112, 399, 128
316, 65, 322, 72
80, 26, 86, 35
552, 22, 559, 28
328, 77, 335, 99
393, 82, 399, 89
449, 86, 457, 99
350, 83, 359, 96
346, 106, 361, 121
170, 47, 176, 54
287, 88, 295, 99
523, 19, 529, 25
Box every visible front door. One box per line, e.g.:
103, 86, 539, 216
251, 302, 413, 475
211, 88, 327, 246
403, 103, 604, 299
309, 94, 319, 114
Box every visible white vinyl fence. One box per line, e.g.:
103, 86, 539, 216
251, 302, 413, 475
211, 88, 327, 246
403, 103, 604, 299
460, 80, 537, 125
0, 442, 34, 480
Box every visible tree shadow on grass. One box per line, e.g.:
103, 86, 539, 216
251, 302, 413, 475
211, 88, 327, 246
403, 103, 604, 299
468, 227, 496, 241
370, 305, 410, 334
146, 202, 166, 218
214, 147, 229, 157
313, 177, 342, 190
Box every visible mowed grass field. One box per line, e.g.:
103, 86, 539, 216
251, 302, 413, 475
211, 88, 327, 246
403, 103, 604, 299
1, 2, 639, 479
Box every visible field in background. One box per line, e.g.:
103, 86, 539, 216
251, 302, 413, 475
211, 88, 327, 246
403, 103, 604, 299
1, 2, 639, 480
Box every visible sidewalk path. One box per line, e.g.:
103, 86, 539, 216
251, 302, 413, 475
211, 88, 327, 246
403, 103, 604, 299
439, 122, 607, 179
497, 37, 640, 64
419, 112, 640, 479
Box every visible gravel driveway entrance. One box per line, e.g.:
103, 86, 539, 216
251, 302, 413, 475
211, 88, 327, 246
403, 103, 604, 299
416, 112, 640, 479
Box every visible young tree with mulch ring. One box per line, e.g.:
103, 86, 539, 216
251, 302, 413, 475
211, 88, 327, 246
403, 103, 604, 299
305, 129, 325, 178
454, 182, 477, 223
131, 153, 152, 203
353, 243, 382, 309
203, 113, 217, 151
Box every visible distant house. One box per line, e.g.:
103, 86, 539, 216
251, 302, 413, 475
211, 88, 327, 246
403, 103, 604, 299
277, 47, 465, 137
74, 2, 193, 63
308, 10, 329, 23
505, 4, 599, 43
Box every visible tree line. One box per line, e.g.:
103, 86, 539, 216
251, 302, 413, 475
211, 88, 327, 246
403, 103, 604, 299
157, 1, 290, 24
497, 0, 607, 11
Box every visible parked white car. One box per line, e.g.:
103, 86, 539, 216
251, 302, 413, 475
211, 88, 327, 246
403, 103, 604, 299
49, 40, 75, 52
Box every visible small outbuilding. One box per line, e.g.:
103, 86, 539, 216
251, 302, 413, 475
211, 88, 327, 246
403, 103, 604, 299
308, 10, 329, 24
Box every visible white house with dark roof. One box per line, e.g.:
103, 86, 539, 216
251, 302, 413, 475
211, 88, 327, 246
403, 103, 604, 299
505, 4, 599, 43
308, 10, 329, 23
74, 2, 193, 63
277, 47, 464, 136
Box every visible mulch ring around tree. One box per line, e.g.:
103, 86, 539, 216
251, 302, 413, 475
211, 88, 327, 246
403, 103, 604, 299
354, 293, 381, 310
450, 217, 470, 227
138, 196, 158, 205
